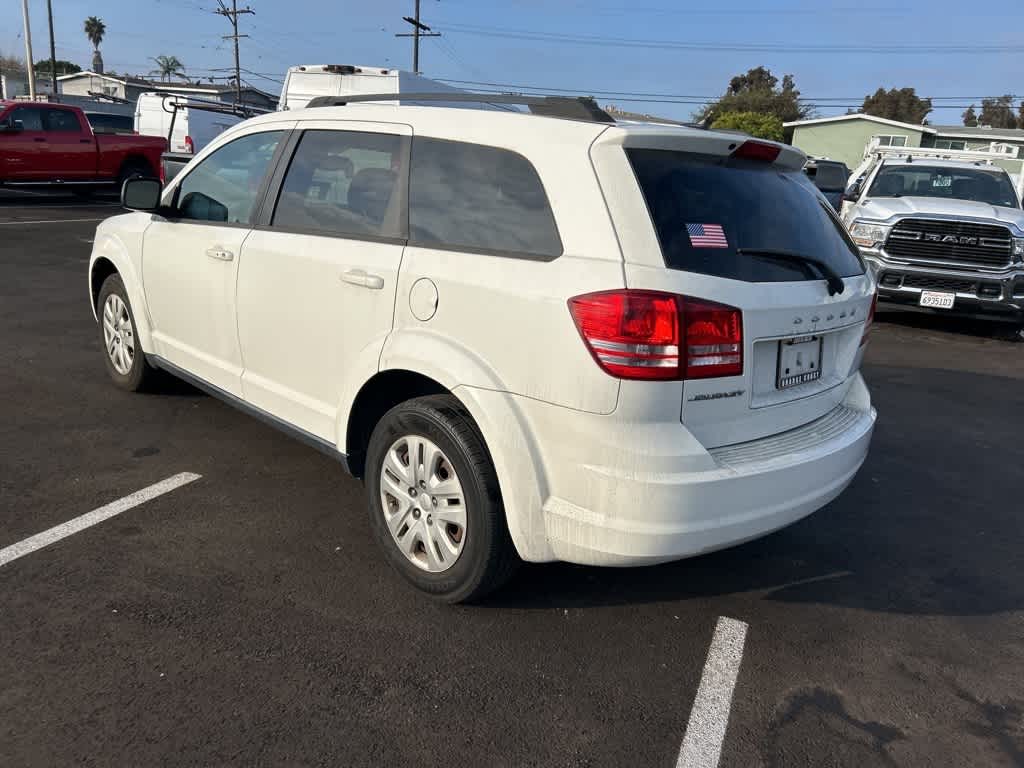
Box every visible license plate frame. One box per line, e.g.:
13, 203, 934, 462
776, 335, 824, 390
919, 290, 955, 309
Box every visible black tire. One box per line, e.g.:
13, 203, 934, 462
96, 273, 158, 392
117, 159, 154, 188
365, 395, 519, 603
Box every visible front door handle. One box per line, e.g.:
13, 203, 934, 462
340, 269, 384, 290
205, 247, 234, 261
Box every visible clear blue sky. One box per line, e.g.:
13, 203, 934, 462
4, 0, 1023, 123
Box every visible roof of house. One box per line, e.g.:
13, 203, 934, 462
784, 113, 1024, 143
931, 125, 1024, 141
783, 113, 936, 133
57, 71, 274, 100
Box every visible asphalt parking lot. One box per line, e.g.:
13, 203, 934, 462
1, 190, 1022, 768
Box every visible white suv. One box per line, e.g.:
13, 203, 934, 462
89, 95, 876, 602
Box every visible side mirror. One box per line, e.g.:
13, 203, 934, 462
844, 181, 863, 201
121, 177, 162, 212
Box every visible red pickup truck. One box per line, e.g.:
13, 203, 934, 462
0, 101, 166, 192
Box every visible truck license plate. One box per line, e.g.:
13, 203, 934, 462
919, 290, 955, 309
777, 335, 823, 390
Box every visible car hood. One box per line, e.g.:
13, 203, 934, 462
856, 196, 1024, 231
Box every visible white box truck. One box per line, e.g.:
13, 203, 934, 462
278, 64, 468, 111
134, 92, 246, 155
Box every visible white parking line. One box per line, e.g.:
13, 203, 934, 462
676, 616, 749, 768
0, 473, 201, 567
0, 217, 107, 225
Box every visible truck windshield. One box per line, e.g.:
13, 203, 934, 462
627, 149, 865, 283
868, 165, 1019, 208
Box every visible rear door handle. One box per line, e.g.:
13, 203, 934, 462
205, 248, 234, 261
33, 137, 46, 143
340, 269, 384, 290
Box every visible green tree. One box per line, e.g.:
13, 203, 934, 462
711, 111, 784, 142
978, 95, 1017, 129
962, 105, 978, 127
149, 55, 185, 82
34, 59, 82, 77
860, 87, 932, 125
83, 16, 106, 74
696, 66, 811, 126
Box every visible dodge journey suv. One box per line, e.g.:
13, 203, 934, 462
89, 94, 877, 602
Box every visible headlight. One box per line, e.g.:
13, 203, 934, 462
1013, 238, 1024, 260
849, 221, 892, 248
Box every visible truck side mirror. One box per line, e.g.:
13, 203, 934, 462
844, 180, 863, 201
121, 177, 162, 212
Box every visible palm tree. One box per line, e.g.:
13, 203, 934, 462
83, 16, 106, 74
149, 55, 185, 82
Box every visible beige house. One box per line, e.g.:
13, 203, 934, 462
785, 113, 1024, 169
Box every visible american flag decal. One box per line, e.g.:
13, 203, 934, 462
686, 223, 728, 248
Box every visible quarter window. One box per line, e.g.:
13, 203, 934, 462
272, 130, 406, 239
175, 131, 283, 224
409, 137, 562, 259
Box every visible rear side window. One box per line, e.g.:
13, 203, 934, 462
272, 129, 406, 240
627, 149, 864, 282
46, 109, 80, 132
409, 137, 562, 259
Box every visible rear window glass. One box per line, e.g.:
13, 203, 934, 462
409, 137, 562, 259
807, 163, 847, 191
868, 164, 1018, 208
627, 149, 864, 282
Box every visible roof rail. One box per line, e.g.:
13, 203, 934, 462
305, 92, 616, 123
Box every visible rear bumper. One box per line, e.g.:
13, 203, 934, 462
863, 252, 1024, 318
532, 375, 875, 567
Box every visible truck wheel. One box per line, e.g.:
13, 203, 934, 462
365, 395, 519, 603
117, 160, 154, 188
97, 274, 158, 392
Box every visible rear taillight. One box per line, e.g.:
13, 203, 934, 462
861, 291, 877, 347
184, 135, 195, 154
732, 140, 781, 163
158, 160, 166, 185
568, 290, 743, 381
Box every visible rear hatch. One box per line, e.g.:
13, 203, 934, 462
597, 131, 874, 448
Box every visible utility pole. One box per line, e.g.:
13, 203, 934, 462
21, 0, 36, 99
395, 0, 440, 74
215, 0, 254, 106
46, 0, 58, 100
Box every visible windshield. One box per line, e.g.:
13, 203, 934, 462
627, 149, 865, 283
868, 165, 1018, 208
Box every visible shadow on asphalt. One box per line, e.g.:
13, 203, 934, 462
487, 364, 1024, 616
876, 306, 1022, 342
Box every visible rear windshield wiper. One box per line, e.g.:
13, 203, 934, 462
735, 248, 846, 295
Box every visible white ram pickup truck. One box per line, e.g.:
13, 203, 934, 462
842, 157, 1024, 334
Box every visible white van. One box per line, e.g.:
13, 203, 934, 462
134, 92, 245, 155
278, 65, 467, 111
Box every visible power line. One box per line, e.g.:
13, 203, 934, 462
439, 22, 1024, 55
433, 79, 1017, 107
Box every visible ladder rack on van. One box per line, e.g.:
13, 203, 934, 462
160, 95, 269, 148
